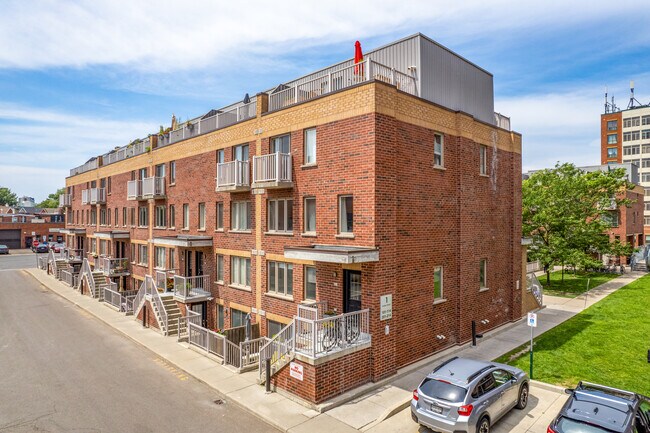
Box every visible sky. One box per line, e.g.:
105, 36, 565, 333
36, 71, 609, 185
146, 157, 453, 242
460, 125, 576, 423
1, 0, 650, 202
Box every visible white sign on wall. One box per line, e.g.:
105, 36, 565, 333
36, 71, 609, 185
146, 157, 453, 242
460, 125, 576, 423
527, 312, 537, 328
380, 294, 393, 321
289, 362, 303, 381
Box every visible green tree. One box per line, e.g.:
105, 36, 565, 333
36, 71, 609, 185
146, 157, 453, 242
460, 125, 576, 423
0, 186, 18, 206
37, 187, 66, 208
523, 163, 634, 285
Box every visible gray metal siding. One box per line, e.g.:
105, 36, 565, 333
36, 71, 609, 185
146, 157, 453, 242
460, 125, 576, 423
365, 36, 421, 95
418, 36, 494, 124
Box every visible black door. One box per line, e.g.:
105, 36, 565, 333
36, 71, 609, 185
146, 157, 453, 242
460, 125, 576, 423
344, 270, 362, 313
195, 251, 204, 276
191, 302, 208, 328
185, 250, 192, 276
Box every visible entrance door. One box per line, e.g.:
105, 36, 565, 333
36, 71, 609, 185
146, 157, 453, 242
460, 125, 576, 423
191, 302, 208, 328
344, 270, 362, 313
184, 250, 192, 277
195, 251, 204, 276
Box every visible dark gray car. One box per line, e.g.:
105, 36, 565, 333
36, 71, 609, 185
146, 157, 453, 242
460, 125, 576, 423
411, 357, 529, 433
0, 244, 8, 254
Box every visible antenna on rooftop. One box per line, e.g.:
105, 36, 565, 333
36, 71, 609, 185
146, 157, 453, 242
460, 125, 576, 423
627, 80, 642, 109
604, 86, 618, 114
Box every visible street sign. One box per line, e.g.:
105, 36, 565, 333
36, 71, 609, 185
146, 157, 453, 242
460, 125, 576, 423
527, 312, 537, 327
380, 294, 392, 320
289, 362, 303, 381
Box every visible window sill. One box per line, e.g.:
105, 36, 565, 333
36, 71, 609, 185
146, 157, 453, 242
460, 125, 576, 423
336, 233, 355, 239
264, 231, 293, 236
153, 226, 167, 230
300, 299, 318, 305
479, 287, 490, 292
169, 183, 176, 187
137, 226, 148, 229
433, 298, 448, 306
214, 280, 224, 286
181, 228, 190, 232
230, 229, 252, 234
214, 229, 224, 232
300, 163, 317, 169
135, 263, 148, 268
229, 284, 252, 292
479, 173, 489, 178
301, 232, 317, 238
197, 229, 206, 232
265, 292, 294, 302
433, 165, 446, 171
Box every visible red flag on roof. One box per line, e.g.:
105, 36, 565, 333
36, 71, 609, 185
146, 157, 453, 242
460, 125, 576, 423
354, 40, 364, 75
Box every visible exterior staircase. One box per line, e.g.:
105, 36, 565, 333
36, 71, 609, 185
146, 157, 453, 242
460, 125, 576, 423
159, 297, 181, 336
87, 271, 106, 298
632, 262, 647, 272
53, 259, 68, 279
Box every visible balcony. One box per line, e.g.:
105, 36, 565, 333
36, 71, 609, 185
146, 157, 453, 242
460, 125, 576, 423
81, 188, 106, 205
251, 152, 293, 189
216, 160, 250, 192
98, 257, 130, 277
173, 275, 212, 302
127, 180, 142, 200
142, 176, 165, 199
59, 194, 72, 207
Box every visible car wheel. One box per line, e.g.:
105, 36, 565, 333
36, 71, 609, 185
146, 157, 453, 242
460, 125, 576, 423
478, 416, 490, 433
516, 384, 529, 409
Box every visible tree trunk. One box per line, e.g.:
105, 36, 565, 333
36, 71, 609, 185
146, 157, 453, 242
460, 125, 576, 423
546, 270, 551, 285
561, 263, 565, 282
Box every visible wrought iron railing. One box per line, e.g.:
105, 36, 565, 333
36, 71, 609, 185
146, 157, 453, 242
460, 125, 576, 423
294, 309, 370, 358
216, 160, 250, 189
252, 152, 292, 184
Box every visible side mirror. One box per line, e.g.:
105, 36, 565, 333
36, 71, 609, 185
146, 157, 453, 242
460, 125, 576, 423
565, 388, 574, 395
511, 376, 518, 383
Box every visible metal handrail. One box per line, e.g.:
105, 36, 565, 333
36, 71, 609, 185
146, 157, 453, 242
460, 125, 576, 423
294, 309, 370, 358
78, 258, 97, 297
259, 320, 295, 381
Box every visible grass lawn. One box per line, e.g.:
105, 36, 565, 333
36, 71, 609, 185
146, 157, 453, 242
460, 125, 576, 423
541, 270, 620, 297
495, 274, 650, 396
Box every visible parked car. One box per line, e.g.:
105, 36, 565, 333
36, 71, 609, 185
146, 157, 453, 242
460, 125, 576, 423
35, 244, 49, 253
0, 245, 9, 254
50, 243, 65, 253
548, 381, 650, 433
411, 357, 529, 433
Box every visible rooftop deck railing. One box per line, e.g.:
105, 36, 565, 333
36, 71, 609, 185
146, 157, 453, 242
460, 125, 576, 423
252, 152, 292, 184
102, 139, 148, 166
216, 160, 250, 189
70, 159, 98, 177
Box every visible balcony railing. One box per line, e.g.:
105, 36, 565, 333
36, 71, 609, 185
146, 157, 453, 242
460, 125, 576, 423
173, 275, 212, 301
64, 248, 84, 262
89, 188, 106, 204
98, 257, 130, 276
59, 194, 72, 207
81, 189, 89, 205
252, 152, 292, 188
70, 158, 98, 177
268, 59, 417, 111
142, 176, 165, 198
102, 139, 148, 166
526, 260, 542, 273
294, 309, 370, 358
216, 160, 250, 192
127, 180, 141, 200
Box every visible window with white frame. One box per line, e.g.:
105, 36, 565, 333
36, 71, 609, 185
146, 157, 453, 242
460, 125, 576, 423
233, 144, 249, 161
169, 161, 176, 184
154, 246, 166, 269
155, 205, 166, 228
216, 202, 223, 230
271, 134, 290, 154
304, 266, 316, 300
231, 256, 251, 288
479, 259, 487, 289
268, 198, 293, 233
623, 145, 640, 156
642, 130, 650, 140
138, 206, 148, 227
434, 266, 443, 300
479, 145, 488, 175
216, 149, 225, 164
155, 163, 165, 178
138, 245, 148, 265
182, 204, 189, 229
434, 133, 444, 167
339, 195, 353, 234
268, 261, 293, 297
99, 240, 107, 256
198, 202, 206, 230
624, 131, 640, 141
304, 128, 316, 164
217, 304, 224, 330
304, 197, 316, 233
231, 201, 251, 230
216, 254, 224, 282
130, 208, 135, 226
624, 117, 640, 128
642, 115, 650, 126
90, 209, 97, 225
169, 205, 175, 228
130, 244, 135, 263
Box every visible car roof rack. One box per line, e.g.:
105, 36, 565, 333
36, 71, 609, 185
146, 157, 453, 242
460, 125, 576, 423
466, 365, 496, 383
577, 382, 637, 402
431, 357, 459, 374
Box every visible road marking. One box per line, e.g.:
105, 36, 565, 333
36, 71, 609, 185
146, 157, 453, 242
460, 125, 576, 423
153, 357, 189, 381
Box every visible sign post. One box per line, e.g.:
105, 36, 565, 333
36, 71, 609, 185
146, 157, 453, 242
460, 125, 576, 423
527, 312, 537, 379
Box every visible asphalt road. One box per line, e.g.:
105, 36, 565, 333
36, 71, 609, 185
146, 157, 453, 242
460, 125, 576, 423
0, 251, 39, 270
0, 267, 279, 433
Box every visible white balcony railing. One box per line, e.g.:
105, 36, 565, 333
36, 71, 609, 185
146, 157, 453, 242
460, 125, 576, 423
70, 158, 98, 177
59, 194, 72, 207
89, 188, 106, 204
142, 176, 165, 198
81, 189, 89, 205
216, 160, 250, 190
173, 275, 211, 300
99, 257, 130, 276
252, 152, 292, 185
526, 260, 542, 273
294, 309, 370, 358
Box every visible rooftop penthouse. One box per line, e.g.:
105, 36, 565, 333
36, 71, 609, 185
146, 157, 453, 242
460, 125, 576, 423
69, 33, 509, 177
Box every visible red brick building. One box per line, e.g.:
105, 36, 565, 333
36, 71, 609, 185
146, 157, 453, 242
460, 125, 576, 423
60, 34, 522, 403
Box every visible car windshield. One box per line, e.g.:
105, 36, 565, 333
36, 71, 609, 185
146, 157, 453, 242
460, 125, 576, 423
557, 417, 611, 433
420, 378, 467, 403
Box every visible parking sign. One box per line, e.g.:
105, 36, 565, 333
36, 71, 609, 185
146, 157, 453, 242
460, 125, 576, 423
527, 312, 537, 327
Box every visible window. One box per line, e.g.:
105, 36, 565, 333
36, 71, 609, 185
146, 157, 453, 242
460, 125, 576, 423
472, 374, 496, 398
231, 256, 251, 287
99, 208, 106, 225
434, 133, 444, 167
271, 134, 290, 154
624, 145, 640, 156
169, 161, 176, 184
182, 204, 189, 229
231, 201, 251, 230
624, 131, 640, 141
646, 203, 650, 212
216, 149, 225, 164
645, 217, 650, 225
268, 261, 293, 297
216, 202, 223, 230
304, 128, 316, 164
642, 159, 650, 169
231, 308, 247, 328
268, 198, 293, 233
153, 205, 165, 228
90, 209, 97, 225
434, 267, 443, 300
99, 240, 107, 256
107, 208, 111, 225
130, 244, 135, 262
138, 245, 148, 265
607, 134, 618, 144
479, 145, 488, 175
233, 144, 249, 161
479, 259, 487, 289
154, 246, 166, 269
642, 115, 650, 126
602, 211, 619, 228
169, 248, 175, 271
607, 120, 618, 131
217, 304, 225, 330
642, 130, 650, 140
304, 266, 316, 300
492, 369, 512, 386
339, 195, 353, 234
90, 239, 97, 254
130, 208, 135, 226
138, 206, 148, 227
155, 163, 165, 178
216, 254, 224, 282
643, 173, 650, 183
198, 202, 206, 230
114, 208, 118, 226
169, 204, 175, 228
607, 148, 618, 159
645, 188, 650, 196
304, 197, 316, 233
267, 320, 284, 338
624, 117, 640, 128
107, 177, 112, 194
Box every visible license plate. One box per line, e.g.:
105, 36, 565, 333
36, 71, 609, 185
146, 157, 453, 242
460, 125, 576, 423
430, 404, 443, 414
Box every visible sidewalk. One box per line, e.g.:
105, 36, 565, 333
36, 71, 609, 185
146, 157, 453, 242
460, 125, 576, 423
26, 268, 646, 433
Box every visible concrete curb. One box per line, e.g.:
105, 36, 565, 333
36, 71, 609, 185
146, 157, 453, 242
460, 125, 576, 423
360, 397, 411, 432
531, 380, 566, 394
